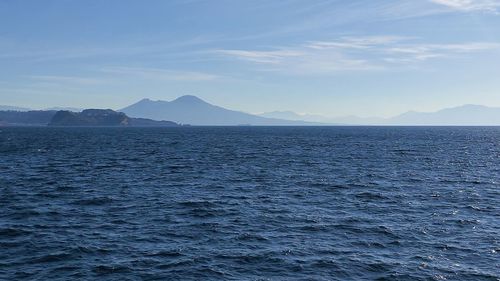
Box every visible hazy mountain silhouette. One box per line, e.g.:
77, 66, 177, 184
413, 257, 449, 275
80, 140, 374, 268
0, 105, 31, 111
3, 100, 499, 126
120, 95, 322, 126
45, 107, 83, 112
259, 111, 330, 122
0, 105, 84, 112
386, 105, 500, 125
260, 111, 384, 125
261, 105, 500, 125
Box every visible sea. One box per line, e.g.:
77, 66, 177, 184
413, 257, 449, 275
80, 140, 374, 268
0, 127, 499, 280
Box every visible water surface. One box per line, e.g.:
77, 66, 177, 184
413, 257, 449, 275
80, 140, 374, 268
0, 127, 499, 280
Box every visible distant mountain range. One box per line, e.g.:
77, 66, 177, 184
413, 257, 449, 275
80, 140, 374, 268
261, 104, 500, 126
0, 105, 31, 112
0, 105, 83, 112
259, 111, 332, 123
120, 95, 321, 126
387, 105, 500, 125
2, 97, 500, 126
45, 107, 83, 112
259, 111, 385, 125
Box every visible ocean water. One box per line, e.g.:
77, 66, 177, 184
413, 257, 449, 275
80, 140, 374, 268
0, 127, 499, 280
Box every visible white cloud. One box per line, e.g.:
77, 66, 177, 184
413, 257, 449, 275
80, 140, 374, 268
215, 37, 391, 74
429, 0, 500, 12
215, 36, 500, 74
307, 36, 408, 50
386, 42, 500, 62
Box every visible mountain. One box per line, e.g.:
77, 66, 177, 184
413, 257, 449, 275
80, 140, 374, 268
0, 105, 31, 111
45, 107, 83, 112
259, 111, 330, 122
120, 95, 321, 126
49, 109, 178, 127
259, 111, 384, 125
387, 105, 500, 125
0, 105, 83, 112
261, 105, 500, 125
3, 100, 498, 126
260, 111, 310, 121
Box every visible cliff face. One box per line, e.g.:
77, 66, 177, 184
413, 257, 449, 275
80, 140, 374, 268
48, 109, 179, 127
49, 109, 130, 126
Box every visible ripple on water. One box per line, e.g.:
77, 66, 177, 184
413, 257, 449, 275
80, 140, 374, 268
1, 127, 499, 280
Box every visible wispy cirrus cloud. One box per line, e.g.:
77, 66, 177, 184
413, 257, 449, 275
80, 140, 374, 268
306, 36, 409, 50
215, 36, 410, 74
215, 36, 500, 74
215, 50, 303, 64
101, 66, 219, 81
214, 50, 372, 73
386, 42, 500, 61
429, 0, 500, 12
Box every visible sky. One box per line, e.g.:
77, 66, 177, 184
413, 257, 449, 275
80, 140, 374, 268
1, 0, 500, 117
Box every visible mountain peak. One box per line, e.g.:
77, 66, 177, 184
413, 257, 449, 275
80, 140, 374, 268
120, 94, 318, 125
172, 95, 206, 104
455, 104, 487, 110
138, 98, 153, 103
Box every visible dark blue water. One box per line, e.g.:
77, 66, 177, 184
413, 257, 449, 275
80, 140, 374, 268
0, 127, 499, 280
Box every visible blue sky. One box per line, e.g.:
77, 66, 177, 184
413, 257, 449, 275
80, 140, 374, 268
1, 0, 500, 117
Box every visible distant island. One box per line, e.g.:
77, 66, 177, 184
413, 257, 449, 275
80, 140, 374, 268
0, 109, 178, 127
1, 95, 500, 126
49, 109, 178, 127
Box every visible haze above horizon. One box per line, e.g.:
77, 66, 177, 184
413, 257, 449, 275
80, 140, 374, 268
1, 0, 500, 117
